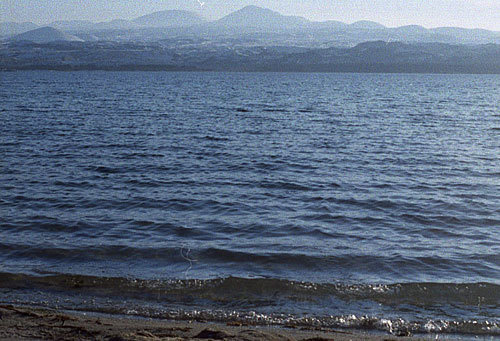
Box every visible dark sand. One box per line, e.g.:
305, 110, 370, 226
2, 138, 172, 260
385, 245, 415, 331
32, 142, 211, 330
0, 305, 426, 340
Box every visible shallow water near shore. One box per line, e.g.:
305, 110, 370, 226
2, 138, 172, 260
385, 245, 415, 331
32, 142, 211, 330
1, 71, 499, 337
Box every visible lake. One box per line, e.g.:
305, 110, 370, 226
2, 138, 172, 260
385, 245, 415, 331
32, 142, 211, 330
1, 71, 499, 337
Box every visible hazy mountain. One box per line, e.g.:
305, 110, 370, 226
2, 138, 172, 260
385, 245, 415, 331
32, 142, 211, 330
95, 19, 140, 30
215, 5, 309, 29
432, 27, 496, 37
133, 10, 206, 27
391, 25, 429, 35
49, 20, 95, 31
350, 21, 386, 30
385, 25, 447, 43
44, 10, 205, 33
9, 27, 84, 43
50, 19, 141, 31
49, 19, 140, 32
312, 20, 348, 30
430, 27, 500, 44
328, 41, 500, 67
0, 22, 39, 37
2, 6, 500, 46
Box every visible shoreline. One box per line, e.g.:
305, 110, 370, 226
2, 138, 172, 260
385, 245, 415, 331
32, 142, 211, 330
0, 304, 425, 340
2, 67, 500, 75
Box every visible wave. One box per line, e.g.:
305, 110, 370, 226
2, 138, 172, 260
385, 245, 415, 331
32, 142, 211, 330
0, 273, 498, 336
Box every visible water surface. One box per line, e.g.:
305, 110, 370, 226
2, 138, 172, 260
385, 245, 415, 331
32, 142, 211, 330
1, 71, 499, 337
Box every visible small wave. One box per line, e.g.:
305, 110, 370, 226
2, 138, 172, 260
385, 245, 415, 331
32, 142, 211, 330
258, 180, 312, 191
81, 143, 134, 150
87, 165, 124, 174
203, 135, 230, 142
53, 180, 92, 188
298, 108, 314, 113
116, 152, 165, 159
294, 213, 353, 224
0, 273, 499, 336
262, 108, 289, 113
303, 196, 401, 211
124, 178, 164, 187
399, 213, 500, 228
251, 161, 284, 171
1, 273, 499, 305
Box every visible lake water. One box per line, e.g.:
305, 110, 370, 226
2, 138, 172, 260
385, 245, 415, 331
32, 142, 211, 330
1, 71, 499, 337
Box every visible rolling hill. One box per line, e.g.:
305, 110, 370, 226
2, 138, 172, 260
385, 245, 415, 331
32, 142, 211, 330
133, 10, 206, 27
9, 27, 84, 43
215, 5, 309, 29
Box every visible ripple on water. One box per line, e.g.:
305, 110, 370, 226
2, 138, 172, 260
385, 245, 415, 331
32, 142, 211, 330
1, 72, 500, 336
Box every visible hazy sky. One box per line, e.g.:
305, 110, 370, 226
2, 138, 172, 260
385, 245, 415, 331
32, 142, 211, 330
1, 0, 499, 30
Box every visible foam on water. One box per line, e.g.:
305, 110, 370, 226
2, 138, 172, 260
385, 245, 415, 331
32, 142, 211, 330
1, 273, 499, 336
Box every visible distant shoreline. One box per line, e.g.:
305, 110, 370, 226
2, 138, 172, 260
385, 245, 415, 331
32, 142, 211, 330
2, 64, 500, 74
3, 39, 499, 75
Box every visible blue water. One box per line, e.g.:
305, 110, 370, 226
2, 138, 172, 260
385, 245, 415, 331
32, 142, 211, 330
1, 71, 499, 337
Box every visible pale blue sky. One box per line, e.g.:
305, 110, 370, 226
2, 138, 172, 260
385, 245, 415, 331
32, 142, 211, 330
1, 0, 499, 30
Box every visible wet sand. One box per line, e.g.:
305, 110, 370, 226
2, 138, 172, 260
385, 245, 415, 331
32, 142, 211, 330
0, 305, 425, 340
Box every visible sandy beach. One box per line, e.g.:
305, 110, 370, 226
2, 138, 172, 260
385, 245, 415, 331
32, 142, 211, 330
0, 305, 426, 341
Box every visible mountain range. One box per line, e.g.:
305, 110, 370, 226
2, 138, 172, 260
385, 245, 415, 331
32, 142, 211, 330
2, 39, 499, 74
2, 5, 500, 74
2, 6, 500, 47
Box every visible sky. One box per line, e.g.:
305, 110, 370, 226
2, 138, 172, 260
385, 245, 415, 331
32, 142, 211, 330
1, 0, 500, 30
